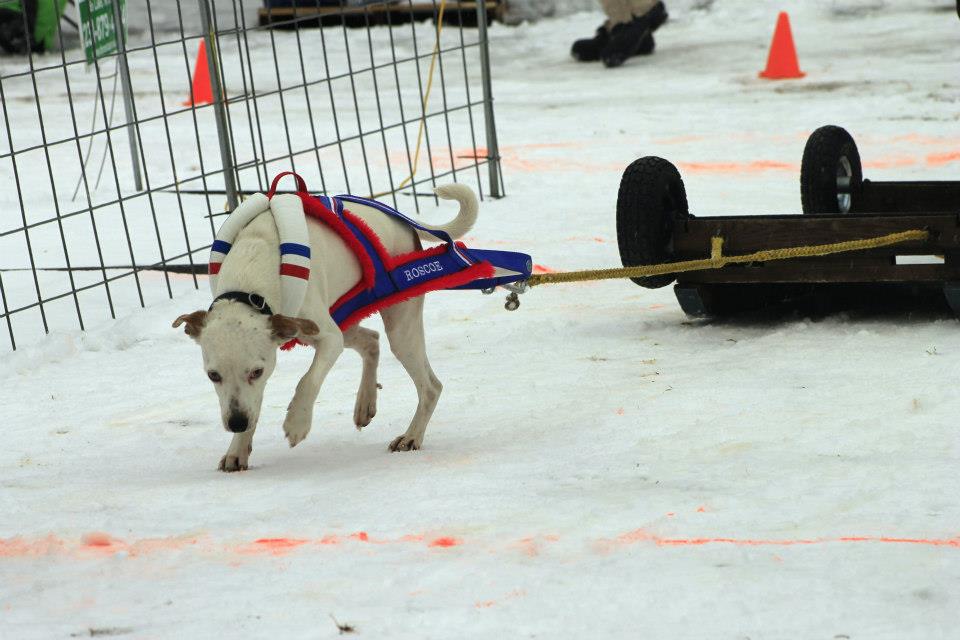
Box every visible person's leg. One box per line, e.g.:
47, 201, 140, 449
598, 0, 639, 27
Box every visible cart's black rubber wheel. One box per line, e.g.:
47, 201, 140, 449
800, 125, 863, 214
616, 156, 690, 288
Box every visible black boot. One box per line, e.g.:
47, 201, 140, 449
601, 20, 649, 67
647, 1, 669, 31
573, 2, 667, 63
573, 27, 657, 61
571, 25, 609, 62
602, 16, 653, 67
602, 1, 669, 67
636, 32, 656, 56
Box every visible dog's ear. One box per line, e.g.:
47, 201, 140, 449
172, 310, 208, 339
270, 315, 321, 342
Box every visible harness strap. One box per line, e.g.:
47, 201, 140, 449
336, 194, 473, 267
267, 171, 307, 198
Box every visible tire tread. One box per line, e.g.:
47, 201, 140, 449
616, 156, 689, 288
800, 125, 862, 214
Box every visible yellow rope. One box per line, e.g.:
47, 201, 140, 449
526, 229, 929, 287
372, 0, 447, 198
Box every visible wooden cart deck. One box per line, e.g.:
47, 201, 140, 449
258, 1, 501, 28
671, 211, 960, 317
674, 211, 960, 285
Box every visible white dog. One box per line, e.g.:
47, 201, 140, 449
174, 184, 478, 472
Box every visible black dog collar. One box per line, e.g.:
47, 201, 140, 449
210, 291, 274, 316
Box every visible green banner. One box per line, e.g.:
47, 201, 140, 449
78, 0, 126, 64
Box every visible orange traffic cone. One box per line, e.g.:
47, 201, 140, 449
183, 40, 214, 106
759, 12, 805, 80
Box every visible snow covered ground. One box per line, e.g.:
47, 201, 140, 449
3, 2, 960, 638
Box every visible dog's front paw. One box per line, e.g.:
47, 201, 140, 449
354, 386, 378, 430
218, 455, 247, 472
388, 434, 422, 452
284, 418, 311, 448
219, 446, 251, 472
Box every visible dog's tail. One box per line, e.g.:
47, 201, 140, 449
417, 184, 479, 242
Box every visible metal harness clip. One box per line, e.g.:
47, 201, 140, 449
501, 280, 528, 311
479, 281, 527, 310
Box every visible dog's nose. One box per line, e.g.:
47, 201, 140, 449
227, 414, 248, 433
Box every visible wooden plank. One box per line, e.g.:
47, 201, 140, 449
674, 281, 955, 319
259, 1, 497, 20
857, 180, 960, 213
675, 213, 960, 256
677, 261, 960, 284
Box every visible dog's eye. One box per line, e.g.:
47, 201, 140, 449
249, 368, 264, 381
208, 371, 222, 383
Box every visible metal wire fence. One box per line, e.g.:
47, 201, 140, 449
0, 0, 502, 351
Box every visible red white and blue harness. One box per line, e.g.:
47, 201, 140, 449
209, 173, 532, 340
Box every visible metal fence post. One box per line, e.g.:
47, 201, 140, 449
110, 0, 144, 191
475, 0, 502, 198
197, 0, 239, 210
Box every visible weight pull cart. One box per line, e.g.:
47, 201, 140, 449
615, 125, 960, 319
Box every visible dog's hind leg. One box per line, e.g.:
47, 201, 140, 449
220, 428, 255, 472
283, 318, 345, 447
381, 296, 442, 452
343, 325, 380, 430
